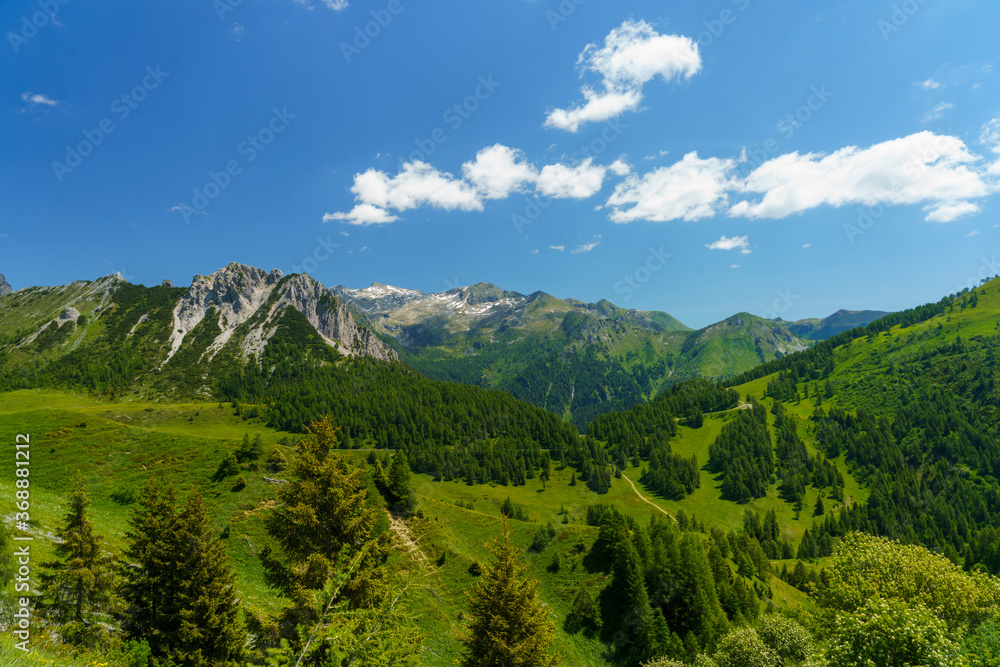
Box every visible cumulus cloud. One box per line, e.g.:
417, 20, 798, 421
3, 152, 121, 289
325, 132, 998, 227
606, 152, 736, 223
545, 19, 701, 132
324, 144, 632, 224
571, 235, 602, 254
918, 78, 942, 90
730, 132, 992, 223
324, 161, 482, 225
536, 158, 609, 198
706, 235, 751, 254
462, 145, 538, 199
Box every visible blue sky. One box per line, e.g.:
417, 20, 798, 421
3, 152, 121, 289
2, 0, 998, 328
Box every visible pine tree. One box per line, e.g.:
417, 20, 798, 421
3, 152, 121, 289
37, 476, 117, 647
814, 495, 825, 516
460, 520, 561, 667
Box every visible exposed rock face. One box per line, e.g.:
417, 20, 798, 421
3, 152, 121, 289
165, 263, 396, 365
162, 279, 174, 288
0, 273, 11, 296
59, 307, 81, 321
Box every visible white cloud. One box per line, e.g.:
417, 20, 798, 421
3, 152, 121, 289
706, 235, 751, 253
608, 158, 632, 176
571, 235, 602, 254
731, 264, 741, 269
326, 161, 482, 224
530, 249, 540, 255
980, 116, 1000, 153
606, 152, 736, 223
545, 19, 701, 132
20, 92, 57, 107
549, 245, 565, 252
295, 0, 348, 10
462, 145, 537, 199
232, 22, 245, 39
731, 132, 992, 223
324, 204, 399, 226
921, 101, 954, 123
536, 158, 608, 198
967, 230, 980, 237
918, 78, 942, 90
324, 147, 629, 223
802, 243, 812, 248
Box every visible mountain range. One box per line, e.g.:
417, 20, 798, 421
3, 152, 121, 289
778, 309, 889, 340
0, 264, 886, 425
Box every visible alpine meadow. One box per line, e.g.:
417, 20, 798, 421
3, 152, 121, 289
3, 2, 1000, 667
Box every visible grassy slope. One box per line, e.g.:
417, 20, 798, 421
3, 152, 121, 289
0, 388, 820, 665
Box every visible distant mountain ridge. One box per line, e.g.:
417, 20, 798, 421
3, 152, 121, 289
0, 273, 11, 297
333, 280, 807, 426
779, 309, 890, 340
1, 266, 815, 425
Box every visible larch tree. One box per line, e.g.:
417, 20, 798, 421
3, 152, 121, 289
258, 415, 421, 666
460, 519, 561, 667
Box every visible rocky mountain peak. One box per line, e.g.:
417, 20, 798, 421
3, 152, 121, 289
165, 264, 395, 366
448, 282, 524, 306
0, 273, 11, 297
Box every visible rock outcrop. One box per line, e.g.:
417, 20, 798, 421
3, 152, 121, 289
0, 273, 11, 297
165, 263, 396, 365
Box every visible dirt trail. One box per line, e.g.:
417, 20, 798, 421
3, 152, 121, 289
620, 473, 678, 524
387, 512, 430, 572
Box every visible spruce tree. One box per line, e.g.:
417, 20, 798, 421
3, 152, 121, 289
170, 491, 248, 667
460, 520, 561, 667
37, 476, 117, 647
120, 479, 247, 666
603, 524, 655, 664
387, 453, 416, 512
120, 477, 179, 655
